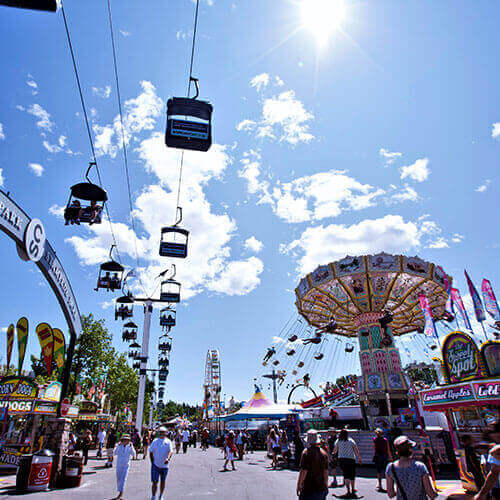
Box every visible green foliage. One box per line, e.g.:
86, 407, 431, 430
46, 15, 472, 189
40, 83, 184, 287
158, 400, 202, 422
406, 365, 437, 385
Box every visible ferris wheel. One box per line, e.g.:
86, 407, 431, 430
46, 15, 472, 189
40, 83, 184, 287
204, 350, 221, 418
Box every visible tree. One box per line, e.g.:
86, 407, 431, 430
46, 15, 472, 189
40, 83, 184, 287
158, 401, 202, 422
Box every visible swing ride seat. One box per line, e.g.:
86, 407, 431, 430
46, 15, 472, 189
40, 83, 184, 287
314, 353, 324, 360
165, 97, 213, 152
345, 343, 354, 353
286, 350, 295, 356
0, 0, 57, 11
159, 227, 189, 259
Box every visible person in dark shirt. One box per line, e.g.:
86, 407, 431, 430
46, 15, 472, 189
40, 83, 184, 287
297, 429, 329, 500
373, 428, 392, 492
327, 428, 339, 488
462, 434, 485, 492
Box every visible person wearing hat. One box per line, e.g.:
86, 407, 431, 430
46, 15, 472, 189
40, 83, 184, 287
113, 433, 136, 499
386, 435, 437, 500
296, 429, 329, 500
149, 427, 173, 500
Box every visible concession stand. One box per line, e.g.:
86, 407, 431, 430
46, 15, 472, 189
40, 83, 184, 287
0, 377, 79, 470
420, 333, 500, 493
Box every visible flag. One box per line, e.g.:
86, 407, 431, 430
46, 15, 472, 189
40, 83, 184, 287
418, 294, 438, 339
16, 317, 29, 375
6, 324, 14, 369
451, 288, 472, 331
52, 328, 66, 374
465, 270, 486, 322
36, 323, 54, 376
87, 384, 96, 401
481, 279, 500, 321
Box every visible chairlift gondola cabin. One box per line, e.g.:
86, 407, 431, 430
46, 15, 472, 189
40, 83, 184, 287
115, 294, 134, 320
160, 218, 189, 259
165, 89, 213, 152
65, 163, 107, 226
122, 321, 138, 342
0, 0, 57, 12
159, 307, 176, 328
158, 341, 171, 352
96, 246, 123, 292
160, 279, 181, 303
345, 343, 354, 353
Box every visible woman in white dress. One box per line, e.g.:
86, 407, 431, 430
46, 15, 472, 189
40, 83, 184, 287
114, 434, 136, 499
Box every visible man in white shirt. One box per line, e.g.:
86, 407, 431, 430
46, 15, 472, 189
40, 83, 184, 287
149, 427, 173, 500
97, 427, 106, 458
182, 428, 190, 454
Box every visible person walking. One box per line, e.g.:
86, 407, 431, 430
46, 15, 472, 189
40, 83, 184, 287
201, 427, 209, 451
81, 429, 92, 466
373, 428, 392, 492
327, 428, 339, 488
114, 433, 136, 499
150, 427, 173, 500
386, 435, 437, 500
223, 431, 237, 471
182, 428, 190, 454
106, 427, 118, 468
191, 428, 198, 449
281, 430, 291, 468
174, 430, 182, 454
333, 428, 362, 498
96, 426, 106, 459
474, 420, 500, 500
235, 430, 244, 460
142, 429, 151, 460
132, 428, 142, 459
462, 434, 485, 493
68, 432, 77, 456
267, 428, 280, 469
296, 429, 329, 500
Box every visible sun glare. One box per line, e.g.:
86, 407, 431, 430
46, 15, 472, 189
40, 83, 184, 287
301, 0, 346, 46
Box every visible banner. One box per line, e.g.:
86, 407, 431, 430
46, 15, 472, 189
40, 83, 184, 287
52, 328, 66, 373
481, 279, 500, 321
16, 318, 29, 376
35, 323, 54, 377
418, 294, 438, 338
6, 324, 14, 369
465, 270, 486, 322
451, 288, 472, 331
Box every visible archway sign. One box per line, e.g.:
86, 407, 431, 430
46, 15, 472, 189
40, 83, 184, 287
0, 189, 82, 412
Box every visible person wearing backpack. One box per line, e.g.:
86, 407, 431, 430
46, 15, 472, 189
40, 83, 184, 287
386, 435, 437, 500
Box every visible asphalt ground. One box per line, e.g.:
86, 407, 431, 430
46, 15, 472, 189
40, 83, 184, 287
0, 446, 465, 499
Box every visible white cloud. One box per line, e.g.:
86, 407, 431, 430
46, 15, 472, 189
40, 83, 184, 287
275, 76, 284, 87
400, 158, 430, 182
238, 150, 269, 196
451, 233, 464, 243
27, 104, 54, 132
427, 237, 449, 249
475, 179, 491, 193
26, 78, 38, 95
239, 77, 315, 145
244, 236, 264, 253
0, 123, 4, 140
92, 85, 112, 99
492, 122, 500, 139
379, 147, 402, 166
28, 162, 44, 177
282, 215, 420, 274
43, 135, 67, 154
176, 30, 190, 40
49, 204, 65, 218
93, 124, 118, 158
250, 73, 270, 91
0, 168, 4, 186
390, 185, 419, 203
207, 257, 263, 295
119, 30, 131, 37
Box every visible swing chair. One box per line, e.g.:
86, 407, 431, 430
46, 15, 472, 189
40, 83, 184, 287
345, 343, 354, 353
286, 349, 296, 356
65, 162, 107, 226
314, 352, 324, 360
288, 335, 298, 342
96, 246, 124, 292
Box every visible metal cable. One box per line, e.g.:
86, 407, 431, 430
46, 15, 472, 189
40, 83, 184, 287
61, 1, 122, 263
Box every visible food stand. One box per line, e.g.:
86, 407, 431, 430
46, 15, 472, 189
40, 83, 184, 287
0, 377, 79, 470
420, 332, 500, 493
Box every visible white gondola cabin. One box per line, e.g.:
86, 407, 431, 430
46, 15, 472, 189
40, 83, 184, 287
159, 227, 189, 259
115, 294, 133, 320
165, 96, 213, 152
160, 279, 181, 303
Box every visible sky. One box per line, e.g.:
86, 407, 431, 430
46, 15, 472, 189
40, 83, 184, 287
0, 0, 498, 405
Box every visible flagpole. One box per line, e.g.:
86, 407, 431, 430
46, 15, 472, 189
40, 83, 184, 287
480, 322, 488, 342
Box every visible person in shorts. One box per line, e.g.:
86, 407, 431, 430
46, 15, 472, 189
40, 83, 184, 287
333, 428, 362, 498
149, 427, 173, 500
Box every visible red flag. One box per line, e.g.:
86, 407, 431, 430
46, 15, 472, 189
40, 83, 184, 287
6, 324, 14, 369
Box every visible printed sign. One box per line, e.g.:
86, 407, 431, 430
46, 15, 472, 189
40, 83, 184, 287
0, 376, 38, 400
421, 383, 475, 407
0, 446, 29, 468
0, 400, 34, 413
79, 401, 98, 414
16, 317, 29, 375
38, 381, 61, 402
481, 341, 500, 377
35, 323, 54, 376
52, 328, 65, 372
442, 331, 487, 383
473, 380, 500, 401
6, 324, 14, 369
34, 401, 57, 415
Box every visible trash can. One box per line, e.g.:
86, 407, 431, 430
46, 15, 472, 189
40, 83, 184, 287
62, 454, 84, 488
27, 449, 54, 492
16, 454, 33, 491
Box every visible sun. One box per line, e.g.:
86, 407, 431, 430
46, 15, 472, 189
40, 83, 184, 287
300, 0, 346, 46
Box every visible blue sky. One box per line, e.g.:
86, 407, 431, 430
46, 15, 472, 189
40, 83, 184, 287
0, 0, 498, 405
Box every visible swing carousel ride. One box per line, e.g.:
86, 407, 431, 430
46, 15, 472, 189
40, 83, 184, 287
263, 253, 452, 416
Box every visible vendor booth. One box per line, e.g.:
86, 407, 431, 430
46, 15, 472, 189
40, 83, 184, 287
420, 333, 500, 494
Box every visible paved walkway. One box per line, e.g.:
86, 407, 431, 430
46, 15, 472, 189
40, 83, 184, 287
0, 447, 463, 499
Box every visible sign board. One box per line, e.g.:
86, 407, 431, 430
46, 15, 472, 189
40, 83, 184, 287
420, 382, 475, 408
442, 331, 487, 383
34, 401, 57, 415
38, 381, 61, 402
0, 445, 30, 469
0, 399, 34, 413
0, 376, 38, 400
473, 380, 500, 400
61, 397, 70, 417
79, 401, 98, 415
481, 341, 500, 377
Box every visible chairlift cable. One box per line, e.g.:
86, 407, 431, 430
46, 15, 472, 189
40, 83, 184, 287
61, 2, 122, 263
106, 0, 147, 296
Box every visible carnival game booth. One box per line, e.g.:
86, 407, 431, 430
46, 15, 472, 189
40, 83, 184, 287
420, 333, 500, 494
0, 378, 78, 471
